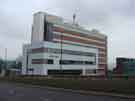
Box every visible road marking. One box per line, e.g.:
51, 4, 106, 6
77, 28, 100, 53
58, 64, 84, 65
40, 97, 52, 101
9, 90, 15, 95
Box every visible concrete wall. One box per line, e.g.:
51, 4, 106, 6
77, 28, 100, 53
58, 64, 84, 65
31, 12, 45, 43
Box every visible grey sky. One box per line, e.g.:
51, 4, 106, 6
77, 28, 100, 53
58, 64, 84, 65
0, 0, 135, 69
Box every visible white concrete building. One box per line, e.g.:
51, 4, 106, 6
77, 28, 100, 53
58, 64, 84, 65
22, 12, 107, 76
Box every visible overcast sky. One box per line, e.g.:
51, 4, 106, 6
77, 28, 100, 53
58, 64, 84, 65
0, 0, 135, 69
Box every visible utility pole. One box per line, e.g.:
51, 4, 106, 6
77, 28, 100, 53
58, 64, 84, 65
26, 50, 29, 75
60, 32, 63, 70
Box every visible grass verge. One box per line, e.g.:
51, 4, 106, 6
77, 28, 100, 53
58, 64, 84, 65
0, 76, 135, 95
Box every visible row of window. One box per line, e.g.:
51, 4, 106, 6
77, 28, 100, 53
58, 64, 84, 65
59, 60, 96, 65
48, 48, 96, 57
32, 59, 53, 64
44, 21, 53, 41
32, 59, 96, 65
53, 26, 106, 42
48, 70, 82, 75
31, 48, 96, 57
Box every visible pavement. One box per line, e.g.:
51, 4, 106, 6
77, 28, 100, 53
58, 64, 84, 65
0, 82, 134, 101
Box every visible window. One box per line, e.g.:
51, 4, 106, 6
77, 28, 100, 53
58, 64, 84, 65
59, 60, 95, 65
48, 69, 82, 75
85, 61, 95, 64
32, 59, 53, 64
31, 47, 96, 57
44, 21, 53, 41
44, 20, 47, 40
48, 59, 53, 64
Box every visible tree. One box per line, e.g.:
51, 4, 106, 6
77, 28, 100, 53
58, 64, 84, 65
0, 59, 4, 68
0, 59, 4, 73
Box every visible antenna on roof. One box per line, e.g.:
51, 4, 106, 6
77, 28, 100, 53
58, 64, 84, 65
73, 13, 76, 24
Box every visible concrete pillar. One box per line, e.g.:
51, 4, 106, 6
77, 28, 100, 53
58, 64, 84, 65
82, 68, 86, 76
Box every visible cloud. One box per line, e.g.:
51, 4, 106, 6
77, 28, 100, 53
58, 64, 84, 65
0, 0, 135, 69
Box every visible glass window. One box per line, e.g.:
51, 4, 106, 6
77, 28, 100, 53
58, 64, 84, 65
59, 60, 95, 65
47, 59, 53, 64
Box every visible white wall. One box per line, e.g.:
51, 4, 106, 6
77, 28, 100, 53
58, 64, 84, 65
22, 44, 30, 75
31, 12, 44, 43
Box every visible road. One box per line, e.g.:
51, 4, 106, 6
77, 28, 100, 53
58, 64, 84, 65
0, 82, 134, 101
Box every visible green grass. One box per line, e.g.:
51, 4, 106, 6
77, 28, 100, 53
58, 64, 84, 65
0, 76, 135, 95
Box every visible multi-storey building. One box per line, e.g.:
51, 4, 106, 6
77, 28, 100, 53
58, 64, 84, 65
22, 12, 107, 76
113, 57, 135, 76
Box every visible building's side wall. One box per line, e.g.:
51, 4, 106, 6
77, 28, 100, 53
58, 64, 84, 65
52, 24, 107, 75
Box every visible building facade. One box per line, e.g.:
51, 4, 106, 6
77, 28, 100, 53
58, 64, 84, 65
22, 12, 107, 76
113, 57, 135, 76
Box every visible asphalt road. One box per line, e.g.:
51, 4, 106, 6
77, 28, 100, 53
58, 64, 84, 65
0, 82, 134, 101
